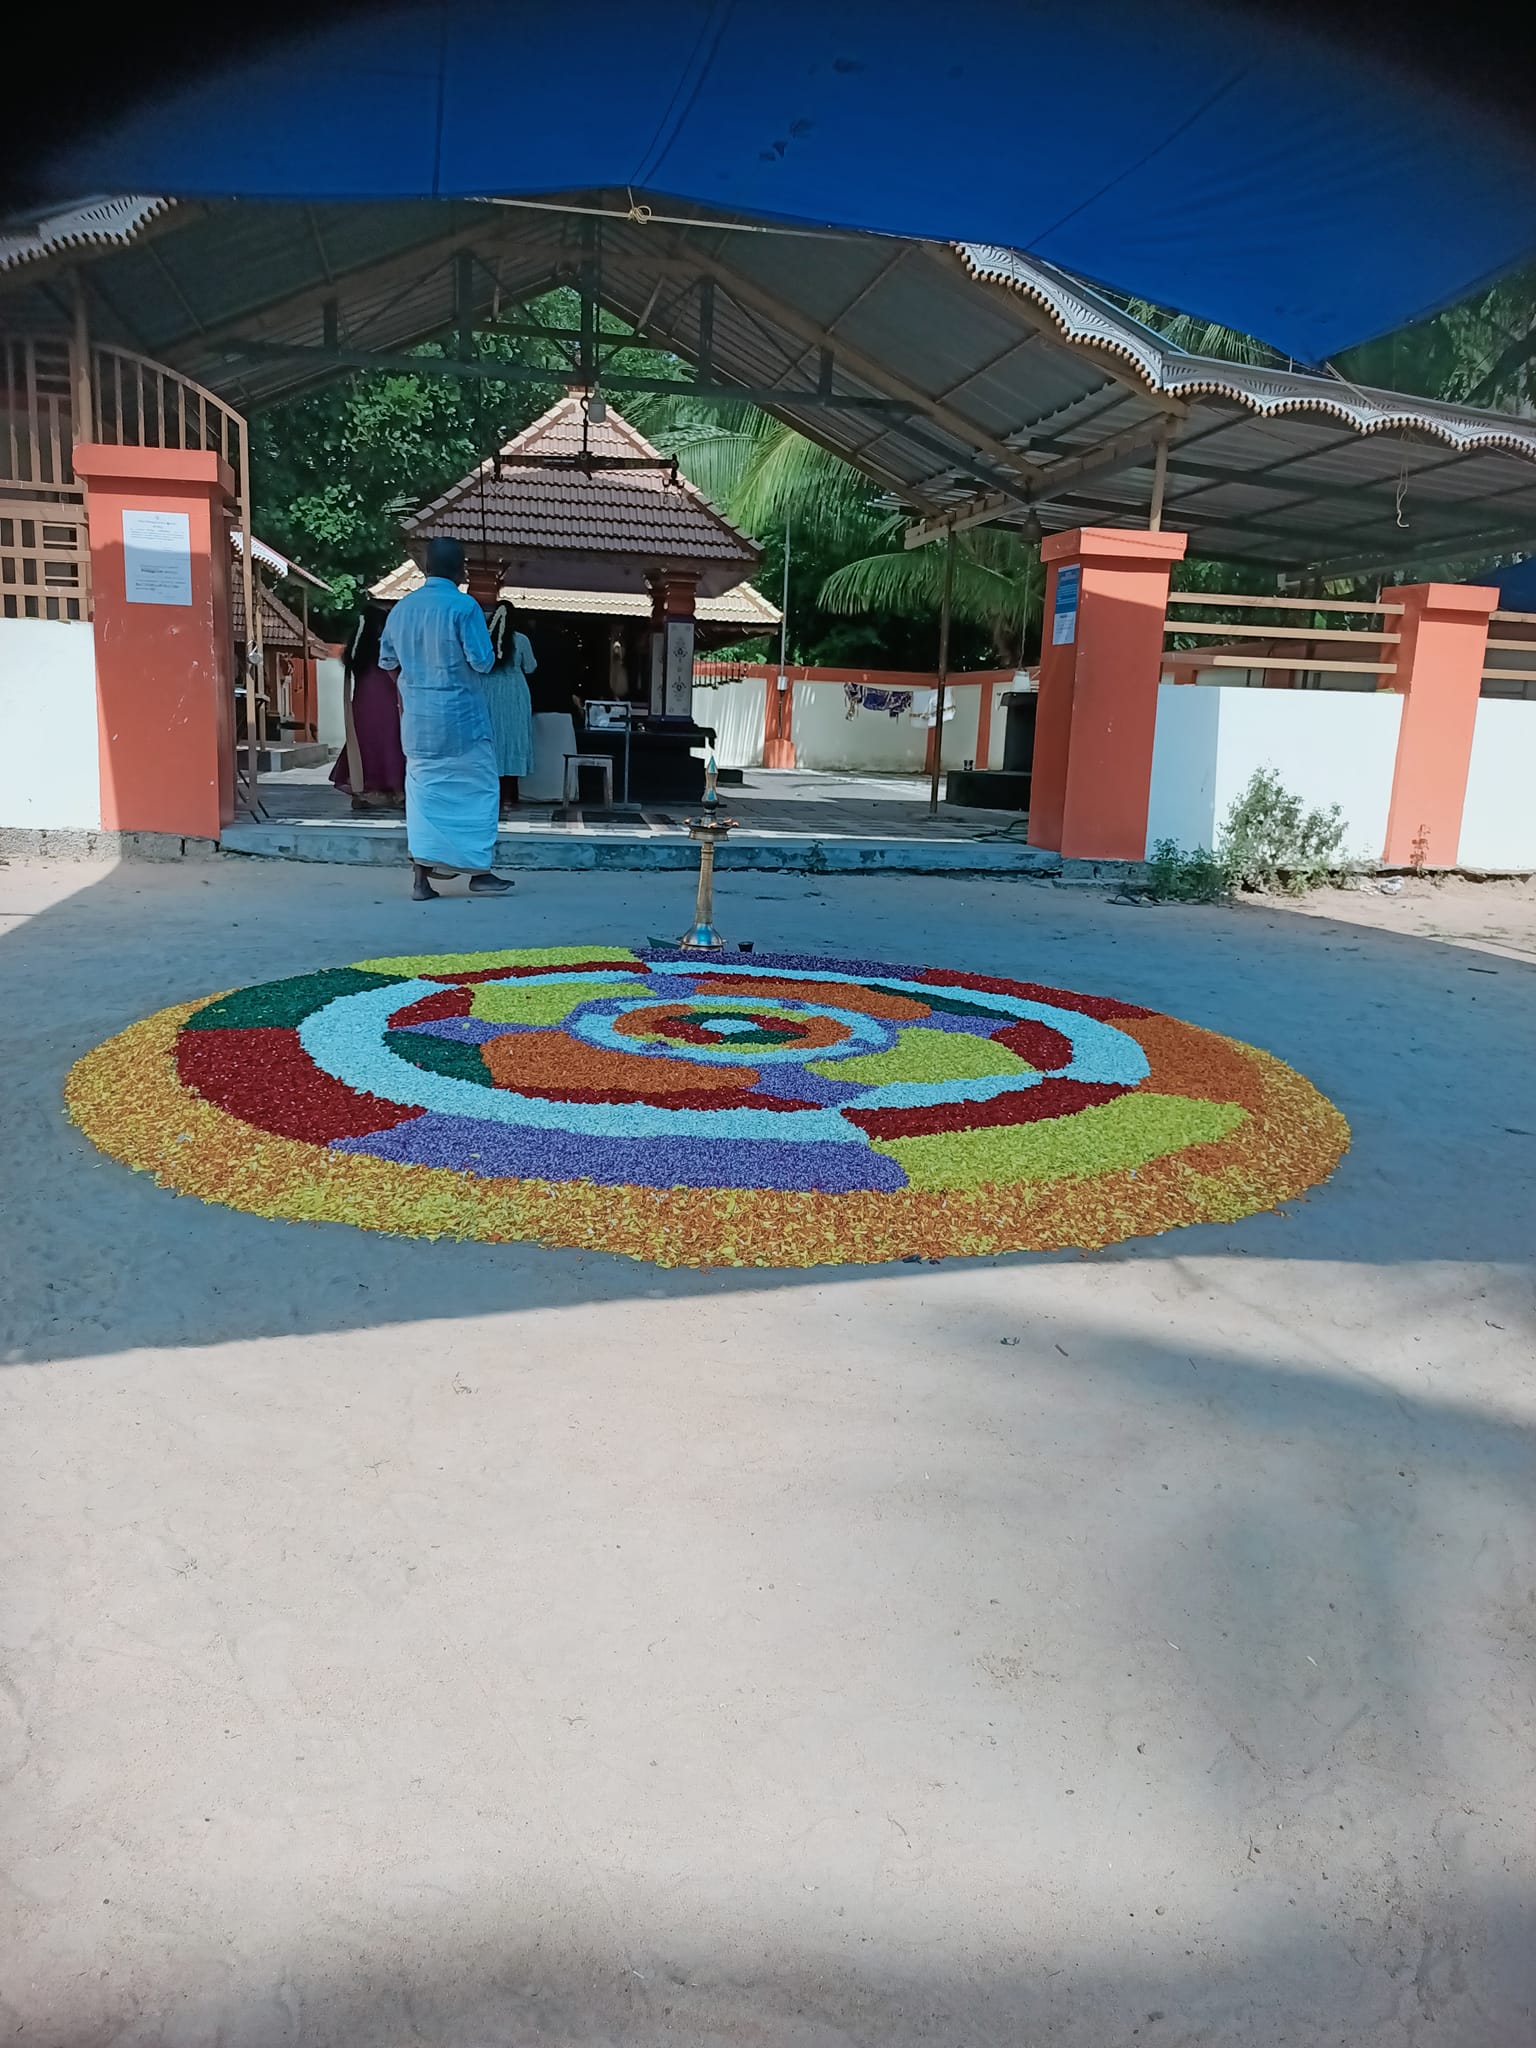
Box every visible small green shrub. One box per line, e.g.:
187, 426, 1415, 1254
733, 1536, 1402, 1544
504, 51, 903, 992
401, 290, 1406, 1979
1145, 839, 1231, 903
1219, 767, 1353, 894
1143, 768, 1360, 902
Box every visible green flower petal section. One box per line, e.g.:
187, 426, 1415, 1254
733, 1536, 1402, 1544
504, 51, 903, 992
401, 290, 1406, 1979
354, 945, 641, 975
184, 968, 399, 1032
875, 1092, 1247, 1189
815, 1026, 1032, 1085
383, 1030, 497, 1088
470, 978, 651, 1025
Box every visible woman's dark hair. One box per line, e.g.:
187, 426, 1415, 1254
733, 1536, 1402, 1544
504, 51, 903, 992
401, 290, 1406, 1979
345, 601, 389, 683
486, 597, 522, 668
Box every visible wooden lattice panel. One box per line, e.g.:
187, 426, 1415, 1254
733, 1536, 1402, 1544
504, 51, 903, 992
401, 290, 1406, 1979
0, 500, 88, 620
0, 335, 88, 618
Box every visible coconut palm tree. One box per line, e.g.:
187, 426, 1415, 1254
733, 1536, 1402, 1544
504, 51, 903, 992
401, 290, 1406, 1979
632, 395, 1043, 655
819, 526, 1043, 665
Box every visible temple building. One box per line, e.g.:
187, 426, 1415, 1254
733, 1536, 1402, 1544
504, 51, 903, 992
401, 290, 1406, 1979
391, 395, 766, 800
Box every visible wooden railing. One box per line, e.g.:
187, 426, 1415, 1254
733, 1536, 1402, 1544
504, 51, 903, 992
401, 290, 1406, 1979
1481, 609, 1536, 701
88, 344, 245, 469
1, 335, 252, 624
1164, 591, 1401, 684
0, 334, 88, 619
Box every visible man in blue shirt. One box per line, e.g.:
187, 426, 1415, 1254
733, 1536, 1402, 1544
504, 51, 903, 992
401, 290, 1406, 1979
378, 538, 515, 899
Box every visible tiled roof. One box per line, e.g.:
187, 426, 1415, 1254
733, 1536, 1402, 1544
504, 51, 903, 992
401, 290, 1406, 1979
370, 557, 779, 627
231, 570, 316, 653
402, 396, 760, 593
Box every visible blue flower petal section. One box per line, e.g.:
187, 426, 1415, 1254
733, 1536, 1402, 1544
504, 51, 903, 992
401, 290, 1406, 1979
405, 1017, 513, 1044
643, 962, 1150, 1088
332, 1114, 908, 1191
569, 995, 896, 1065
298, 984, 857, 1142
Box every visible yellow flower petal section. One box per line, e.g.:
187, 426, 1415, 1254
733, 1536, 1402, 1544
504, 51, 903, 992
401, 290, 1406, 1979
812, 1025, 1031, 1085
875, 1092, 1246, 1190
352, 945, 641, 974
469, 978, 651, 1024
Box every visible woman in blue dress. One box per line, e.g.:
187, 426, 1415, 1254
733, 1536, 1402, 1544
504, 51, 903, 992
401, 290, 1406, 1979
484, 599, 537, 812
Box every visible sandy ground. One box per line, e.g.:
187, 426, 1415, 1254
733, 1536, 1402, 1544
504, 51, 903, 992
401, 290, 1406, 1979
1, 856, 1533, 2047
1265, 872, 1536, 966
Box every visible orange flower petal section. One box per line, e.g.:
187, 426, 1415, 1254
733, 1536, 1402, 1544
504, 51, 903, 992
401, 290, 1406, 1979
481, 1031, 753, 1095
690, 976, 932, 1020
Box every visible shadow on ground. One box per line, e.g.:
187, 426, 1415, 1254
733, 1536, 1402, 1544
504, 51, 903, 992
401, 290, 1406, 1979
20, 1897, 1536, 2048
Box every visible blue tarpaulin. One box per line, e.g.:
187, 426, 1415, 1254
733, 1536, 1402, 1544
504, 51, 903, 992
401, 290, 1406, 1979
37, 0, 1536, 362
1492, 559, 1536, 608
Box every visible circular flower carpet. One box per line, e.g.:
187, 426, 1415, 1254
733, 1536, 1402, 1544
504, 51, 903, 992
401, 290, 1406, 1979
65, 945, 1348, 1267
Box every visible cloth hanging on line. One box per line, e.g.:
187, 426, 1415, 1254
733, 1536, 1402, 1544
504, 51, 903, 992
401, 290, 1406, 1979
909, 689, 957, 728
844, 684, 915, 721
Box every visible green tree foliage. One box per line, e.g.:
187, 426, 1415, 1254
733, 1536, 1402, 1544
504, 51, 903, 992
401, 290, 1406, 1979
630, 396, 1039, 665
250, 293, 684, 630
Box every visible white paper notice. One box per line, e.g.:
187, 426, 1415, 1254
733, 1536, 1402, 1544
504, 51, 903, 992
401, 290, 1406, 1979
122, 509, 193, 606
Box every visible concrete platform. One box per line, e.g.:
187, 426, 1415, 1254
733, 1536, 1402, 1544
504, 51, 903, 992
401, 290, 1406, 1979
229, 765, 1062, 875
223, 813, 1060, 875
3, 860, 1533, 2046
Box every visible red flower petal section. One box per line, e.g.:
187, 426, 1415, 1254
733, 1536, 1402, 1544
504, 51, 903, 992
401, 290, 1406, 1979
518, 1087, 818, 1110
423, 959, 634, 985
389, 986, 473, 1027
175, 1026, 423, 1142
991, 1018, 1075, 1068
917, 967, 1152, 1020
843, 1078, 1127, 1140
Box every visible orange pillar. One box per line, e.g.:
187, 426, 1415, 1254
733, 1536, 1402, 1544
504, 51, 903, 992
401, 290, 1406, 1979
1028, 527, 1187, 858
763, 663, 796, 767
73, 445, 236, 838
975, 675, 995, 771
1379, 582, 1496, 867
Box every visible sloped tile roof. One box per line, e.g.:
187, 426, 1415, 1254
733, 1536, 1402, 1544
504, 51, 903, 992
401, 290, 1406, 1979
231, 567, 316, 653
402, 396, 760, 593
370, 556, 779, 627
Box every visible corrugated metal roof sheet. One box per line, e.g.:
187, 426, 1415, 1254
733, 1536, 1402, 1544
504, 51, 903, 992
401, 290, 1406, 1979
8, 193, 1536, 571
0, 195, 174, 271
231, 527, 332, 592
402, 396, 759, 596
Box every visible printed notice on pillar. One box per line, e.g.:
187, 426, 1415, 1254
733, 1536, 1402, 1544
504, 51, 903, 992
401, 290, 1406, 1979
122, 509, 193, 606
1051, 564, 1079, 646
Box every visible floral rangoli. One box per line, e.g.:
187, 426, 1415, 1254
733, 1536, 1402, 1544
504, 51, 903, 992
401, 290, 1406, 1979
64, 946, 1348, 1266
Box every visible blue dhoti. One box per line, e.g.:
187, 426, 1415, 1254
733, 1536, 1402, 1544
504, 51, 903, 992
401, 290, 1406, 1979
379, 574, 503, 877
405, 736, 500, 873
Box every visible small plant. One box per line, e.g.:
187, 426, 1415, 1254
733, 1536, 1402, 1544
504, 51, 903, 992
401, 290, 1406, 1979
1218, 767, 1354, 894
1145, 838, 1232, 903
1143, 769, 1360, 902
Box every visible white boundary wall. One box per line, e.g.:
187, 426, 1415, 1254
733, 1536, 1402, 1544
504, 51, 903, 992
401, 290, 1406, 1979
1145, 684, 1402, 861
692, 675, 766, 769
0, 620, 100, 830
1459, 699, 1536, 870
791, 681, 980, 774
689, 673, 1019, 776
316, 656, 347, 750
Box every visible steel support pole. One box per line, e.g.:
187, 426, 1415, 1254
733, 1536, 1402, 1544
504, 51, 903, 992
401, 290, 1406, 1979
928, 531, 955, 816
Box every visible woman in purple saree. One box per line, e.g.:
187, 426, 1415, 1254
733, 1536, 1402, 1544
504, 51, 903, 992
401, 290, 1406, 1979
330, 602, 407, 810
